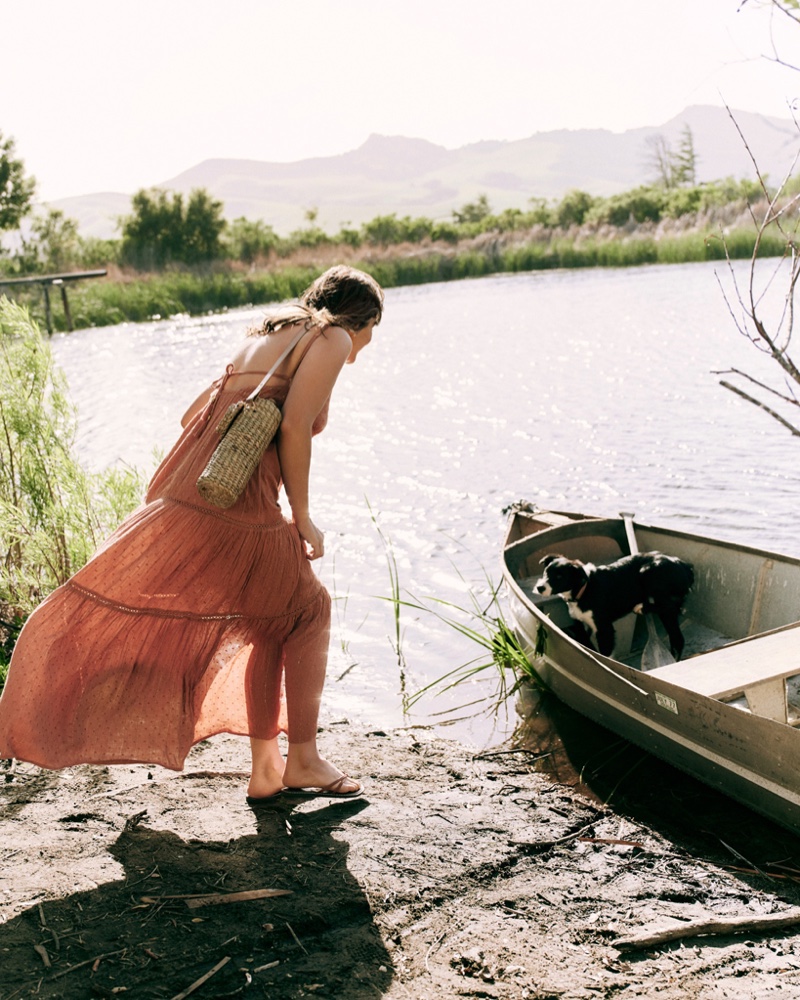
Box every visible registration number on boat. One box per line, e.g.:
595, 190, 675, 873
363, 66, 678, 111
655, 692, 679, 714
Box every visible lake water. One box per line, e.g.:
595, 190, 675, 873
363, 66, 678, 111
50, 260, 800, 747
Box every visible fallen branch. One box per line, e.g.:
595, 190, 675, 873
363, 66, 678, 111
33, 943, 51, 968
577, 837, 645, 849
169, 955, 230, 1000
123, 808, 148, 831
472, 747, 550, 761
141, 893, 223, 902
613, 908, 800, 951
51, 949, 126, 979
253, 959, 280, 973
185, 888, 292, 909
510, 819, 598, 854
178, 770, 250, 779
286, 922, 308, 955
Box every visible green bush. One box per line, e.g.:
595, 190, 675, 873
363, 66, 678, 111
223, 217, 280, 264
120, 187, 226, 269
0, 297, 146, 674
587, 186, 667, 226
453, 194, 492, 225
554, 189, 596, 227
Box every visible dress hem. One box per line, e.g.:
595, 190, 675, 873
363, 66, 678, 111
1, 726, 279, 773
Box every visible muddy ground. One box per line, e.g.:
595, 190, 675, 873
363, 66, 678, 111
3, 694, 800, 999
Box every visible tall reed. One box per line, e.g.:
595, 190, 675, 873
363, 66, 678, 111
364, 508, 544, 723
367, 500, 409, 713
0, 297, 145, 678
399, 573, 546, 722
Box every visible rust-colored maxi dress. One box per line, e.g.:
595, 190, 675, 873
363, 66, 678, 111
0, 351, 330, 771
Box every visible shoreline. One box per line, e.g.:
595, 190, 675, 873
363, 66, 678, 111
3, 722, 800, 998
4, 222, 781, 335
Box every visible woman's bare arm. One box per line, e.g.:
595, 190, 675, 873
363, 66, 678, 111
278, 327, 351, 558
311, 396, 331, 436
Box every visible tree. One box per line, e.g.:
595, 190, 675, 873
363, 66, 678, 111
645, 127, 697, 189
361, 213, 405, 246
181, 189, 226, 265
673, 126, 698, 186
714, 1, 800, 436
15, 208, 81, 274
554, 189, 595, 227
453, 194, 491, 225
119, 187, 225, 270
645, 134, 676, 189
714, 110, 800, 437
225, 217, 279, 264
0, 131, 36, 231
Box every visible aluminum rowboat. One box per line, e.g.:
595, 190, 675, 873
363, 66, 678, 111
502, 505, 800, 832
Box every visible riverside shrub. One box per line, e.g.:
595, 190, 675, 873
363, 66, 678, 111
0, 298, 145, 675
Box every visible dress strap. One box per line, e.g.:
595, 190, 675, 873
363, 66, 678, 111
195, 364, 235, 436
244, 328, 307, 402
285, 326, 328, 378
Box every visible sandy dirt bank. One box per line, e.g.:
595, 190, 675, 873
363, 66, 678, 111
3, 716, 800, 999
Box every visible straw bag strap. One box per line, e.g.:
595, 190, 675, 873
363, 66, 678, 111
244, 327, 308, 403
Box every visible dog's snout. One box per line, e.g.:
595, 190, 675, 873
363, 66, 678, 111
535, 584, 546, 593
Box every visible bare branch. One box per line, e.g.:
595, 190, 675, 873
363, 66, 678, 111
723, 103, 776, 203
715, 252, 779, 354
718, 4, 800, 438
719, 379, 800, 435
713, 366, 800, 405
739, 0, 800, 65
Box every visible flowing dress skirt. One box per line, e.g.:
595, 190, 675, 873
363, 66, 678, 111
0, 372, 329, 770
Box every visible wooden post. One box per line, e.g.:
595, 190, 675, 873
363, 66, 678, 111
54, 279, 73, 332
0, 270, 107, 336
42, 284, 53, 335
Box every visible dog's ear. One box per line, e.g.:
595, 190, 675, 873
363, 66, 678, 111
540, 554, 559, 567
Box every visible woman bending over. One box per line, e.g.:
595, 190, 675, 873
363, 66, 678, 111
0, 265, 384, 803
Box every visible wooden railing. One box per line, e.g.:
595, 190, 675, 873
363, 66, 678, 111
0, 269, 107, 334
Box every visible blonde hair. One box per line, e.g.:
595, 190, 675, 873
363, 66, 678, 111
251, 265, 384, 336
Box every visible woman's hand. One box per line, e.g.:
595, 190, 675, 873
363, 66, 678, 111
295, 514, 325, 560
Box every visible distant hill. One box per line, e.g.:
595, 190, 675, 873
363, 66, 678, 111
51, 105, 800, 239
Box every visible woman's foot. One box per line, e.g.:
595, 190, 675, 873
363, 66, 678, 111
247, 736, 286, 800
281, 773, 362, 798
282, 749, 361, 797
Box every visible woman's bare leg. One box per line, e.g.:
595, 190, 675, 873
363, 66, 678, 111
280, 593, 359, 792
247, 736, 285, 798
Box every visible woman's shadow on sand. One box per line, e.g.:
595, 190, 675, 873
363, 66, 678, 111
0, 796, 392, 1000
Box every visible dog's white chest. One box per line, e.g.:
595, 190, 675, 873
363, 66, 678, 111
566, 601, 597, 637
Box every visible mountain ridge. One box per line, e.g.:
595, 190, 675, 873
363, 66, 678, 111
52, 105, 800, 238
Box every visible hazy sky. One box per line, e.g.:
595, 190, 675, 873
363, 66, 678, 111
3, 0, 800, 202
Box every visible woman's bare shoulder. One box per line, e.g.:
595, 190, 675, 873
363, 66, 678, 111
227, 321, 305, 371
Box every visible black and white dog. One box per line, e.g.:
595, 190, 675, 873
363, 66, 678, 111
535, 552, 694, 659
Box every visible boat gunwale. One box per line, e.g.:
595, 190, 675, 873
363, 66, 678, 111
504, 508, 800, 573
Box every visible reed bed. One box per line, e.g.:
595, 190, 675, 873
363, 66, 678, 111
8, 217, 791, 333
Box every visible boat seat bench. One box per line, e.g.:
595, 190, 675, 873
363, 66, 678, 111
647, 623, 800, 723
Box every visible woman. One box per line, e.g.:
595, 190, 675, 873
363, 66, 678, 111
0, 265, 384, 803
